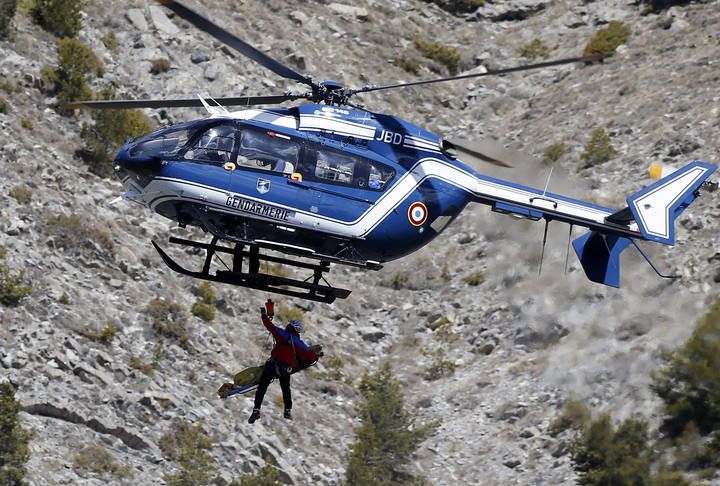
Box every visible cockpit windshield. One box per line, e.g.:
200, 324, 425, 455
129, 122, 198, 158
183, 124, 237, 162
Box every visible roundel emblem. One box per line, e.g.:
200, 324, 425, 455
408, 202, 428, 227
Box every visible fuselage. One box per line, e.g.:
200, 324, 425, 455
115, 104, 476, 263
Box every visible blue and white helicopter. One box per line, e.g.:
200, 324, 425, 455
68, 0, 716, 303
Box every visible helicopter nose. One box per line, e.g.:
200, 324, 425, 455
114, 152, 163, 188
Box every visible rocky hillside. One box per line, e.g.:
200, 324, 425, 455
1, 0, 719, 484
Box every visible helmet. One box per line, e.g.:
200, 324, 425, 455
289, 319, 304, 333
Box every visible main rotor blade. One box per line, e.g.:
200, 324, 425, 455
63, 94, 307, 110
449, 138, 538, 169
156, 0, 314, 87
351, 54, 602, 95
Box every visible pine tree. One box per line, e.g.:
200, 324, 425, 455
0, 382, 32, 485
571, 414, 652, 485
345, 363, 433, 485
0, 0, 17, 38
31, 0, 84, 37
651, 298, 720, 436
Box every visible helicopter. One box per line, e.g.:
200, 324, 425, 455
67, 0, 716, 303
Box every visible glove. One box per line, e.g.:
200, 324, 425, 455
318, 351, 324, 357
260, 307, 266, 316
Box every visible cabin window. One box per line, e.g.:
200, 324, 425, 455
368, 163, 395, 190
305, 147, 395, 190
236, 130, 300, 174
129, 123, 196, 158
184, 124, 237, 162
315, 150, 356, 185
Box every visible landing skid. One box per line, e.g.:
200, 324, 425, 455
153, 236, 352, 303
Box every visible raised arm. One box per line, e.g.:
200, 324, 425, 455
260, 308, 284, 341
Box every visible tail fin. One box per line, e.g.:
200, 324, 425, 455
572, 232, 632, 288
626, 161, 716, 245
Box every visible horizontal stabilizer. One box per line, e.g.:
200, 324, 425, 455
572, 231, 632, 288
627, 161, 716, 245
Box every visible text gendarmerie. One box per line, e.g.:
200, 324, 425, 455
225, 196, 292, 221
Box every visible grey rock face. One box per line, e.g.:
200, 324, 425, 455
126, 9, 148, 31
148, 6, 180, 35
472, 0, 547, 22
328, 3, 370, 21
2, 1, 719, 485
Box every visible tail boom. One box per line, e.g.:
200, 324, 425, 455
468, 160, 716, 288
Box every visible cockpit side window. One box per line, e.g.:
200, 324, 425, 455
305, 147, 395, 191
129, 123, 196, 158
236, 130, 300, 175
183, 124, 237, 163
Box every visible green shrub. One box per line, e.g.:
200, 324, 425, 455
276, 305, 305, 324
9, 185, 32, 204
549, 399, 591, 436
516, 38, 551, 60
580, 128, 616, 167
0, 76, 19, 93
571, 414, 652, 485
150, 58, 171, 75
160, 419, 218, 486
191, 282, 216, 322
191, 301, 215, 322
80, 87, 152, 177
583, 21, 632, 58
80, 322, 117, 344
414, 38, 461, 75
391, 271, 408, 289
235, 464, 281, 486
395, 56, 421, 74
129, 356, 155, 375
101, 32, 117, 54
20, 118, 33, 130
0, 247, 31, 306
145, 298, 191, 351
441, 263, 451, 281
0, 96, 8, 114
433, 318, 459, 343
312, 355, 345, 381
74, 445, 132, 478
0, 382, 32, 484
52, 37, 104, 107
0, 0, 17, 38
652, 298, 720, 437
346, 363, 433, 485
542, 142, 567, 164
461, 271, 485, 286
31, 0, 83, 37
424, 357, 456, 381
58, 292, 71, 305
43, 213, 114, 257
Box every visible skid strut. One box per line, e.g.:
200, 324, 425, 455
152, 237, 351, 303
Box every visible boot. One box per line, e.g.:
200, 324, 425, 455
248, 408, 261, 424
283, 409, 292, 420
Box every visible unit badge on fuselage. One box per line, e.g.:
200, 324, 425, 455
256, 178, 271, 194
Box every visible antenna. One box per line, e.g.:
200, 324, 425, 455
538, 219, 550, 275
564, 224, 573, 274
542, 165, 554, 197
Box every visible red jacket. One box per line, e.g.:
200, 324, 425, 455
262, 315, 319, 368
